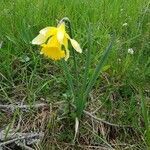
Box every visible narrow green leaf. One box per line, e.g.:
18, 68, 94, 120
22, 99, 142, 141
84, 35, 115, 100
76, 35, 115, 118
75, 25, 92, 118
82, 24, 92, 92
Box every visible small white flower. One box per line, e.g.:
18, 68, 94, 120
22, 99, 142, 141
122, 23, 128, 26
128, 48, 134, 55
118, 58, 121, 62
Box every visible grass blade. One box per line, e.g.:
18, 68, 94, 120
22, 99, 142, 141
140, 90, 150, 147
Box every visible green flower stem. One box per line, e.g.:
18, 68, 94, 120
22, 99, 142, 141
60, 17, 79, 89
61, 60, 75, 99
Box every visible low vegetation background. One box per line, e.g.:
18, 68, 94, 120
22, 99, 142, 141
0, 0, 149, 149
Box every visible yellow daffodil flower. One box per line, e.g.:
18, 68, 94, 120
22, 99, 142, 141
32, 22, 82, 61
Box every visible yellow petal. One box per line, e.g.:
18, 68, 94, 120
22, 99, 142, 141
40, 27, 57, 37
32, 34, 48, 45
70, 39, 82, 53
57, 22, 65, 43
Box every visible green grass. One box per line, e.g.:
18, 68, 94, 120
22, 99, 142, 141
0, 0, 150, 149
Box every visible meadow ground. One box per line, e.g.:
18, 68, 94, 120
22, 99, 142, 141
0, 0, 150, 149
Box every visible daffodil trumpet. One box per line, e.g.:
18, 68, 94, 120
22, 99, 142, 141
32, 19, 82, 61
